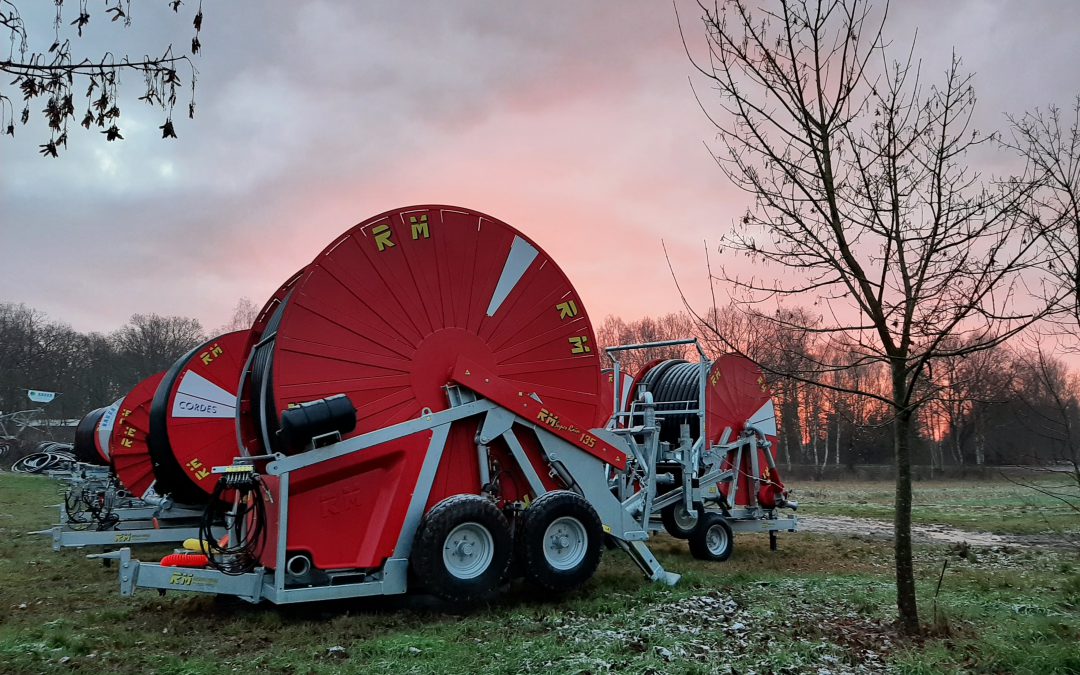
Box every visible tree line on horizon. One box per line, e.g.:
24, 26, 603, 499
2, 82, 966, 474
0, 299, 257, 439
2, 297, 1076, 475
596, 310, 1080, 474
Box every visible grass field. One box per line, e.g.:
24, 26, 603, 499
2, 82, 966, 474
1, 472, 1078, 674
796, 479, 1080, 537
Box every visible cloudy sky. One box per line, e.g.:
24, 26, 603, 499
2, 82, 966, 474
2, 1, 1079, 335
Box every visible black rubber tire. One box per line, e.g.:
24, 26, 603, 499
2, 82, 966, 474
520, 490, 603, 593
688, 512, 734, 562
411, 494, 512, 603
660, 500, 703, 539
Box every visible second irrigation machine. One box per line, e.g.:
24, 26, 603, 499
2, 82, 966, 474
96, 205, 798, 604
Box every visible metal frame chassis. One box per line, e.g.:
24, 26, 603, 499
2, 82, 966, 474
95, 394, 681, 602
36, 463, 212, 551
39, 522, 207, 551
603, 338, 798, 537
35, 502, 210, 551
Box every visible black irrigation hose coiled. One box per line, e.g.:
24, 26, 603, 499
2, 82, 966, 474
250, 293, 291, 456
199, 472, 267, 576
11, 449, 77, 473
635, 360, 705, 445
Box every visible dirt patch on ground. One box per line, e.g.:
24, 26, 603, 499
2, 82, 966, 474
553, 590, 896, 674
800, 515, 1070, 549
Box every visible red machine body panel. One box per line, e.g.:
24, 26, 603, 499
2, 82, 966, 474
260, 432, 430, 570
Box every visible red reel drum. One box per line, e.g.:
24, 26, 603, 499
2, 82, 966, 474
110, 373, 165, 499
705, 354, 785, 508
249, 205, 605, 570
601, 367, 639, 428
148, 330, 252, 505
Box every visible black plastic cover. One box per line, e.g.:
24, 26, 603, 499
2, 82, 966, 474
277, 394, 357, 451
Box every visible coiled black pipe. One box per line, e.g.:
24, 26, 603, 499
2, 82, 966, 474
636, 359, 704, 445
250, 295, 290, 455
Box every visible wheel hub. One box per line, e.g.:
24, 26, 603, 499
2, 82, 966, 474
442, 522, 494, 580
674, 504, 698, 530
543, 516, 588, 571
707, 524, 728, 554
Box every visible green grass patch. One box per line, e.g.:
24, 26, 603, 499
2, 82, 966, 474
796, 479, 1080, 536
0, 473, 1077, 674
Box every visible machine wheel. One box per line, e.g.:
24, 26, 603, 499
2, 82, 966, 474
411, 494, 512, 603
661, 500, 702, 539
520, 490, 603, 593
688, 513, 734, 562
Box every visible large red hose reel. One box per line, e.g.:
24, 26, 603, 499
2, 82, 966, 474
244, 206, 605, 571
69, 330, 251, 506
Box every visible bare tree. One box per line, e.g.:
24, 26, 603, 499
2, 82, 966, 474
0, 0, 202, 156
1007, 348, 1080, 537
595, 312, 696, 373
111, 313, 204, 382
218, 296, 260, 334
1006, 97, 1080, 337
926, 341, 1012, 466
679, 0, 1063, 632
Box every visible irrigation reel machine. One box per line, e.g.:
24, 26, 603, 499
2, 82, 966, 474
79, 205, 797, 604
32, 330, 252, 551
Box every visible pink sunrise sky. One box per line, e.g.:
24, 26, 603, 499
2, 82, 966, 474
2, 2, 1079, 336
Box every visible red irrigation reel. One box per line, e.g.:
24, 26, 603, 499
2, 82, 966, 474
148, 330, 252, 505
243, 206, 605, 571
109, 373, 165, 499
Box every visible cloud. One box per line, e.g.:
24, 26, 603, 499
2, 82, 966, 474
2, 1, 1079, 335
